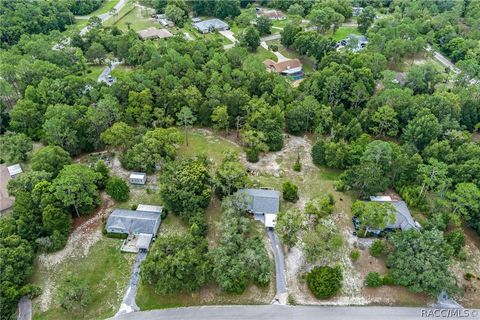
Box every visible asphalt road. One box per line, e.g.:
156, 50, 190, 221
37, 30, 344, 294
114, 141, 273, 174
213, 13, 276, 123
17, 296, 32, 320
79, 0, 128, 36
113, 305, 480, 320
98, 60, 121, 85
267, 230, 287, 295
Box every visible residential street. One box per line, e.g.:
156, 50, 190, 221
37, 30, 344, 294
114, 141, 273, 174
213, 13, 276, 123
79, 0, 128, 35
113, 305, 480, 320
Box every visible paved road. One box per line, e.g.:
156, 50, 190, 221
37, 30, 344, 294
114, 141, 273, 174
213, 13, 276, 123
98, 60, 121, 85
261, 33, 281, 42
79, 0, 128, 35
115, 251, 147, 317
427, 45, 460, 74
17, 296, 32, 320
113, 305, 480, 320
267, 230, 287, 296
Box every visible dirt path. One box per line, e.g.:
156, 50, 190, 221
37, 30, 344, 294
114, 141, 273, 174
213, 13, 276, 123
35, 194, 115, 311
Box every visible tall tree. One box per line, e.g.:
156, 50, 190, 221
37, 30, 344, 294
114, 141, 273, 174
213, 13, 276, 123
176, 107, 196, 147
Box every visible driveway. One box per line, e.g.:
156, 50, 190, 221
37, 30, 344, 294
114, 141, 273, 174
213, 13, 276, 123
80, 0, 128, 35
426, 45, 461, 74
98, 60, 121, 85
17, 296, 32, 320
115, 251, 147, 317
267, 230, 287, 298
112, 305, 480, 320
261, 33, 281, 42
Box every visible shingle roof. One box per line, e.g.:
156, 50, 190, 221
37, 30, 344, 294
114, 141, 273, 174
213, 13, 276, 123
238, 189, 280, 214
370, 199, 417, 231
106, 209, 161, 235
192, 18, 229, 32
263, 59, 303, 74
138, 28, 173, 40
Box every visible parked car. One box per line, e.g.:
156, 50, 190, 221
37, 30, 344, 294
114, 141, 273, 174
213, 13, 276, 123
352, 216, 360, 230
107, 75, 113, 83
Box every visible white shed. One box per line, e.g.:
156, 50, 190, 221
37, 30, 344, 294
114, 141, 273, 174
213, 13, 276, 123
130, 172, 146, 185
265, 213, 277, 229
7, 164, 22, 178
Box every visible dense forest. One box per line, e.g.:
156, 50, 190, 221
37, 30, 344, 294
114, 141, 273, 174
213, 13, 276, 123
1, 0, 480, 318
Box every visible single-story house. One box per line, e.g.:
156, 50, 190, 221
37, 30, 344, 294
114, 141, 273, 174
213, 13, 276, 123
0, 164, 14, 212
106, 208, 162, 235
129, 172, 146, 185
263, 59, 304, 80
258, 9, 286, 20
192, 18, 229, 34
237, 188, 280, 228
7, 164, 22, 179
106, 205, 162, 252
138, 27, 173, 40
369, 196, 419, 232
346, 34, 368, 52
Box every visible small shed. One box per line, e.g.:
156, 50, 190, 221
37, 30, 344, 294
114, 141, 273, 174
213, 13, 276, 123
130, 172, 146, 185
136, 204, 162, 213
7, 164, 22, 179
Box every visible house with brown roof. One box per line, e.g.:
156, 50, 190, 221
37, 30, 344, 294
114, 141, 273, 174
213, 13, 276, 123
263, 58, 304, 79
258, 9, 286, 20
138, 28, 173, 40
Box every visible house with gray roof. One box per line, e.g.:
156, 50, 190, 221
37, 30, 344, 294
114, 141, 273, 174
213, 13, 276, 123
369, 196, 419, 231
192, 18, 229, 34
237, 188, 280, 228
106, 208, 162, 235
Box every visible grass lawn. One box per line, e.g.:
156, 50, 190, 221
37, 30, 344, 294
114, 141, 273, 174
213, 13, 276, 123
90, 0, 120, 16
32, 238, 134, 320
178, 130, 241, 165
332, 26, 360, 41
111, 65, 135, 78
251, 47, 277, 62
109, 5, 157, 31
84, 64, 105, 81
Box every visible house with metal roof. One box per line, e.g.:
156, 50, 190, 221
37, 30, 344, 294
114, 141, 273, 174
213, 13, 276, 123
129, 172, 146, 185
192, 18, 229, 34
237, 189, 280, 228
369, 196, 419, 231
7, 164, 22, 178
106, 208, 162, 235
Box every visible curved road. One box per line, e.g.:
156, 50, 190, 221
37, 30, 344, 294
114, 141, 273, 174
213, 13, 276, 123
112, 305, 480, 320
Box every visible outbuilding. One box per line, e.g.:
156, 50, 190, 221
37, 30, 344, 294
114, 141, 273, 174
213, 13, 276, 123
129, 172, 146, 185
7, 164, 22, 179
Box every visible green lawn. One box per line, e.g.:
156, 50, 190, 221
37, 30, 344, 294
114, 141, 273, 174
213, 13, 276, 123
332, 26, 360, 41
178, 130, 241, 165
110, 5, 157, 31
90, 0, 120, 16
84, 65, 105, 81
251, 46, 277, 62
103, 0, 136, 27
32, 238, 134, 320
111, 65, 134, 78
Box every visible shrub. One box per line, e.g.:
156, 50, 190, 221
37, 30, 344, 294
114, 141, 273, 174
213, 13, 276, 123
370, 239, 385, 257
287, 294, 297, 305
350, 249, 360, 262
306, 265, 343, 299
246, 148, 260, 163
269, 44, 278, 51
57, 275, 92, 312
106, 176, 130, 202
282, 181, 299, 202
293, 158, 301, 172
365, 272, 383, 287
464, 273, 475, 281
445, 229, 465, 255
382, 273, 394, 285
311, 140, 326, 166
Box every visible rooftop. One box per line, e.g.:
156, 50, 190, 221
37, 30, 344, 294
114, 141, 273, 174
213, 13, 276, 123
106, 209, 161, 235
138, 28, 173, 40
238, 188, 281, 214
370, 198, 418, 231
7, 164, 22, 176
192, 18, 229, 32
130, 172, 146, 179
263, 58, 303, 74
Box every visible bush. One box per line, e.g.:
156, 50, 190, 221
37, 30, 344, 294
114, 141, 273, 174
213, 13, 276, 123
350, 249, 360, 262
445, 229, 465, 255
370, 239, 385, 257
365, 272, 383, 287
306, 265, 343, 299
246, 148, 260, 162
382, 273, 394, 285
269, 44, 278, 51
105, 232, 128, 239
311, 140, 326, 166
464, 273, 475, 281
293, 158, 301, 172
282, 181, 299, 202
106, 176, 130, 202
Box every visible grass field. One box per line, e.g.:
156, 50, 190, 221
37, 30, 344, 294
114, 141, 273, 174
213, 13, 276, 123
332, 26, 360, 41
84, 65, 105, 81
32, 238, 134, 320
110, 5, 157, 31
